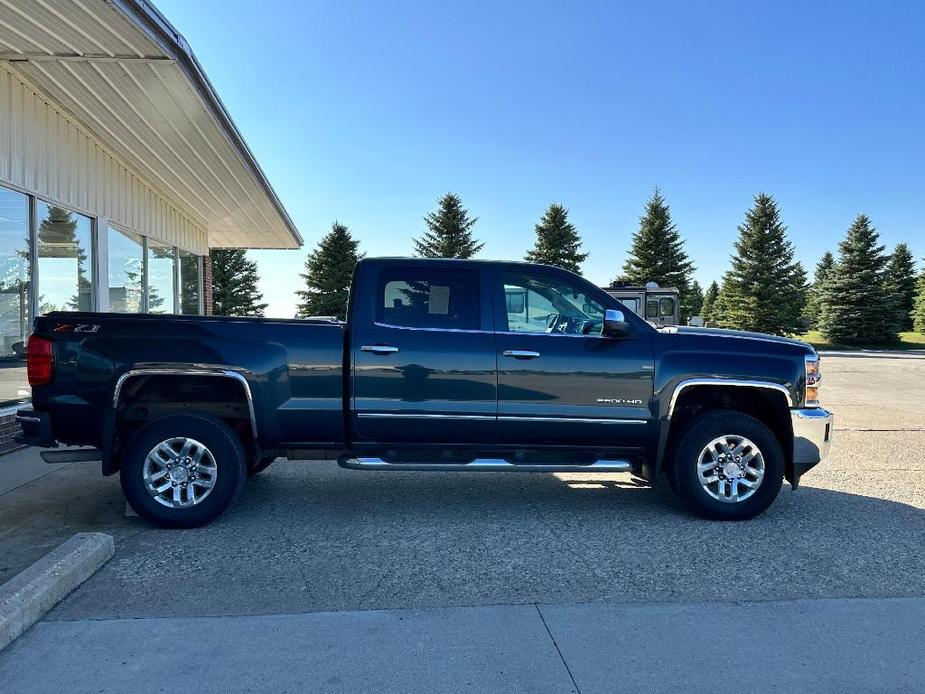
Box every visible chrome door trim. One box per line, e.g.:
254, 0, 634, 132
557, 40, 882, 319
356, 412, 495, 421
112, 368, 258, 438
666, 378, 794, 418
356, 412, 648, 424
498, 416, 647, 424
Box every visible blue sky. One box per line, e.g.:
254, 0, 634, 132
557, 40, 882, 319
158, 0, 925, 317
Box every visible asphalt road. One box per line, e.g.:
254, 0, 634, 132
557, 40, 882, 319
0, 353, 920, 620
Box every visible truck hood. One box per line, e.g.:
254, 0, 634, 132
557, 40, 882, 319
659, 325, 815, 353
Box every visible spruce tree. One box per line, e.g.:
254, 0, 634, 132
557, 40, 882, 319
805, 251, 835, 328
620, 188, 695, 311
716, 194, 806, 335
701, 280, 720, 325
912, 264, 925, 334
817, 214, 898, 345
296, 222, 362, 319
210, 249, 267, 317
413, 192, 483, 258
883, 243, 917, 331
684, 280, 704, 321
524, 203, 587, 273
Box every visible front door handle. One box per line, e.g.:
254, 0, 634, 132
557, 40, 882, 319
502, 349, 541, 359
361, 345, 399, 355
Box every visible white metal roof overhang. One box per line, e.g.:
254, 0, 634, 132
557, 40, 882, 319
0, 0, 302, 249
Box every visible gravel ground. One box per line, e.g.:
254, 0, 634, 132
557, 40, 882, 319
2, 353, 923, 620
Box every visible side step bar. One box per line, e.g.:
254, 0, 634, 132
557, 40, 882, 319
338, 457, 632, 473
40, 449, 102, 464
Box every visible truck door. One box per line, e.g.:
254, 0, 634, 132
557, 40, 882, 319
350, 263, 496, 445
492, 267, 655, 447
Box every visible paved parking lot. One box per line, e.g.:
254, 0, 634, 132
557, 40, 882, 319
1, 352, 924, 691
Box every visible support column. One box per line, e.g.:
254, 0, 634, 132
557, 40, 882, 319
94, 217, 109, 313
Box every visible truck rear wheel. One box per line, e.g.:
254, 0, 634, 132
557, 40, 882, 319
120, 413, 246, 528
668, 410, 784, 521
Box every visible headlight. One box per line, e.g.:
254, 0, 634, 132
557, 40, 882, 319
805, 355, 821, 406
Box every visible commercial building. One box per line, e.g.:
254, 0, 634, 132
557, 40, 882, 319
0, 0, 301, 411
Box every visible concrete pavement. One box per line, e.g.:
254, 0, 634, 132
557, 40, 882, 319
2, 597, 922, 693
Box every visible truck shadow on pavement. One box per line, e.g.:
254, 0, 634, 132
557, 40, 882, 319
17, 459, 922, 621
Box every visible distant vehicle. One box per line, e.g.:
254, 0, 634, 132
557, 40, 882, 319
18, 258, 832, 528
604, 281, 680, 326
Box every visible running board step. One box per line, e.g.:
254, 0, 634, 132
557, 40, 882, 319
338, 457, 632, 473
40, 448, 102, 464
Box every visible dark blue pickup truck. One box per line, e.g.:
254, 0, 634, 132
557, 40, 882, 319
17, 257, 833, 527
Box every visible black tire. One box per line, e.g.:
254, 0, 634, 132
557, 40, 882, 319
247, 455, 277, 477
668, 410, 784, 521
120, 413, 246, 528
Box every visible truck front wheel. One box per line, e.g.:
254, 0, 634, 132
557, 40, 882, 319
668, 410, 784, 521
120, 413, 246, 528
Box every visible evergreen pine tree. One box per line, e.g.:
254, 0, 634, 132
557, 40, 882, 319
805, 251, 835, 328
524, 204, 588, 273
296, 222, 362, 319
684, 280, 704, 321
620, 188, 695, 312
701, 280, 720, 325
716, 194, 806, 335
912, 263, 925, 334
210, 249, 267, 317
413, 193, 483, 258
883, 243, 917, 331
817, 214, 898, 345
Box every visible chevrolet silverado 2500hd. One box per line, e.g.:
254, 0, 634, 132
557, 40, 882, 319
17, 258, 833, 527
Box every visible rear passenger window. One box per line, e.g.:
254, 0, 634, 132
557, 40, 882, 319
377, 268, 480, 330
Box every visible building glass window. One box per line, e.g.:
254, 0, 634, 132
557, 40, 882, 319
0, 185, 31, 403
108, 227, 144, 313
36, 201, 94, 314
146, 239, 176, 314
178, 250, 201, 315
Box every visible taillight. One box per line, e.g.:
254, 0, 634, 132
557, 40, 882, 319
27, 336, 53, 386
805, 355, 821, 406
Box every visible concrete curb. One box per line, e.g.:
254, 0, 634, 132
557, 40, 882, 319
0, 533, 114, 651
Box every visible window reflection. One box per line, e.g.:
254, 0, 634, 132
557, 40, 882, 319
146, 239, 175, 314
108, 227, 144, 313
0, 186, 31, 403
178, 250, 200, 315
36, 201, 93, 313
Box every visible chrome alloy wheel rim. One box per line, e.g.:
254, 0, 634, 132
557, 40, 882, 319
143, 437, 217, 508
697, 435, 764, 503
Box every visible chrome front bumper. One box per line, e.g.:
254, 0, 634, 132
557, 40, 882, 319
791, 407, 834, 469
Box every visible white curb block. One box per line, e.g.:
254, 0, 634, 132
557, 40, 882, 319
0, 532, 114, 651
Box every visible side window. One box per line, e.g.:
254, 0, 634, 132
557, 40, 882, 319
659, 297, 675, 317
377, 268, 480, 330
646, 300, 659, 319
502, 271, 605, 335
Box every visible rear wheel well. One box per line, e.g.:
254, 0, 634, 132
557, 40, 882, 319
665, 385, 792, 476
110, 374, 254, 472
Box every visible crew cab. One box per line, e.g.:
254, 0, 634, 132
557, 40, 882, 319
17, 258, 834, 527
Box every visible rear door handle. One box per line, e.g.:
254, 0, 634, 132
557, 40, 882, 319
361, 345, 399, 355
502, 349, 540, 359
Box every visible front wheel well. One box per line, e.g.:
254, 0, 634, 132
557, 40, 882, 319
663, 385, 793, 478
108, 374, 255, 473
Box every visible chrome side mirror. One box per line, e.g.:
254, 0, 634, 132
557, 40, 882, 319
603, 309, 631, 338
